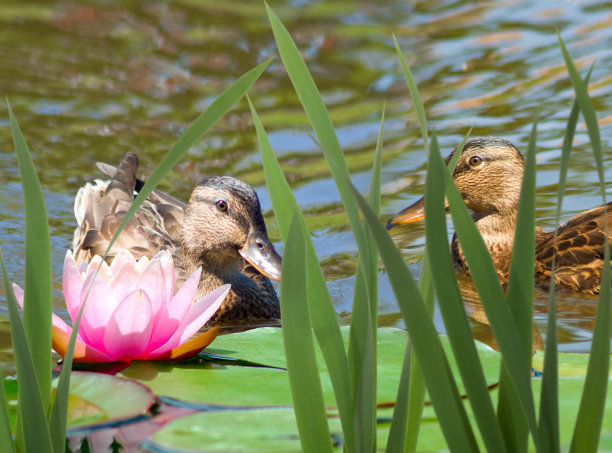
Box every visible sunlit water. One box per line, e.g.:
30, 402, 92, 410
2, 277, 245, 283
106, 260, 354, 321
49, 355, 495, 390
1, 0, 612, 370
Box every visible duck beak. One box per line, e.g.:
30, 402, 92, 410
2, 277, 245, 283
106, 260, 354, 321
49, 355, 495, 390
386, 196, 450, 230
239, 230, 282, 281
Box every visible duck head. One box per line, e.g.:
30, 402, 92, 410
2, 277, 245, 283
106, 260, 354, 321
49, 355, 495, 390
181, 176, 282, 281
387, 137, 525, 229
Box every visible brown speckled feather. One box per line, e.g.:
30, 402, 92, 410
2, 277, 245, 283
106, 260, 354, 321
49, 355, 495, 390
73, 153, 281, 325
534, 203, 612, 294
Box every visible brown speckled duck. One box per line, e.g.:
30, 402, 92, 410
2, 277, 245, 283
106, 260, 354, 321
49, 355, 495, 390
72, 152, 282, 325
387, 137, 612, 295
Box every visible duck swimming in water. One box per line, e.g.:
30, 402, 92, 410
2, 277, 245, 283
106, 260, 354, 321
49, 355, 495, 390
72, 152, 282, 324
387, 137, 612, 294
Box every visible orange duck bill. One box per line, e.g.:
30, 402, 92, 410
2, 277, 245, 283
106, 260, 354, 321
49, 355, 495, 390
239, 229, 282, 281
386, 196, 450, 230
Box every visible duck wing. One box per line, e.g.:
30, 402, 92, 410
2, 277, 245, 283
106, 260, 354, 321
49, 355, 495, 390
73, 152, 177, 264
534, 202, 612, 293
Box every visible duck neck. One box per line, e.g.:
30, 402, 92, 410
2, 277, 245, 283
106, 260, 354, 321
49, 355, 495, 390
473, 210, 517, 248
452, 210, 517, 278
182, 249, 241, 292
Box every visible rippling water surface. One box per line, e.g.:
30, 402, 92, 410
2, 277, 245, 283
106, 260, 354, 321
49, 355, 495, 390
1, 0, 612, 358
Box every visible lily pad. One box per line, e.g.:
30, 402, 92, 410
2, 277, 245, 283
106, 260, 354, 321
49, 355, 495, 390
118, 326, 612, 451
57, 371, 157, 433
146, 407, 343, 452
120, 327, 501, 408
3, 371, 156, 433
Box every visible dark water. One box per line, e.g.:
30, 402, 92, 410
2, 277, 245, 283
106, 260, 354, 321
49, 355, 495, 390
1, 0, 612, 361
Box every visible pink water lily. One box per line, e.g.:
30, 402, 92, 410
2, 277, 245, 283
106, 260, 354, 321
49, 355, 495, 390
12, 249, 230, 363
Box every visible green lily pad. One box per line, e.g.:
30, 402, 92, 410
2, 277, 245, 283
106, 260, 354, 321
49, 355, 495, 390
119, 326, 612, 451
4, 371, 156, 433
57, 371, 157, 432
120, 327, 500, 408
146, 407, 343, 452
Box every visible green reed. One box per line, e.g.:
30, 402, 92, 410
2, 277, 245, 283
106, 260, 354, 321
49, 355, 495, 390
260, 6, 610, 453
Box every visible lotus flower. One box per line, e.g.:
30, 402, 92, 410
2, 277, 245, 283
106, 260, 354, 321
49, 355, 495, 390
12, 249, 230, 363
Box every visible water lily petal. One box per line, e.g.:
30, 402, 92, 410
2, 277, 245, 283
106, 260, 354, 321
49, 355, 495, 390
109, 249, 137, 274
153, 250, 174, 304
134, 256, 150, 274
148, 284, 229, 356
103, 290, 154, 360
167, 267, 202, 320
146, 267, 202, 350
134, 258, 166, 318
11, 283, 24, 308
84, 255, 112, 284
79, 272, 119, 346
63, 250, 85, 322
51, 314, 114, 363
109, 263, 141, 303
144, 326, 219, 361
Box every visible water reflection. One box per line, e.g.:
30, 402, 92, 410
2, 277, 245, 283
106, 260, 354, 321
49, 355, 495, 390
1, 0, 611, 353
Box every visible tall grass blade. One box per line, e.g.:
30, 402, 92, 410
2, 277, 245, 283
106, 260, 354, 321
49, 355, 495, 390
348, 113, 385, 451
267, 6, 384, 449
248, 98, 355, 451
496, 121, 538, 452
7, 103, 52, 412
393, 41, 432, 451
0, 253, 17, 453
386, 343, 411, 452
281, 214, 333, 452
559, 38, 610, 452
349, 184, 478, 451
347, 107, 385, 452
265, 4, 369, 267
402, 129, 472, 452
538, 64, 593, 452
442, 141, 540, 450
393, 37, 428, 154
1, 248, 53, 453
426, 132, 506, 452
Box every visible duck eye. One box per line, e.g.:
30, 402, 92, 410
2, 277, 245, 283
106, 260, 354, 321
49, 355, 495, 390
215, 200, 228, 212
468, 155, 483, 167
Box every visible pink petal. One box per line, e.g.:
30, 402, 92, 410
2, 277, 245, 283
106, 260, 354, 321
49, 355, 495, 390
145, 266, 201, 351
103, 290, 154, 360
52, 312, 75, 337
84, 256, 112, 285
51, 313, 115, 363
134, 256, 150, 274
109, 264, 141, 303
153, 251, 174, 304
167, 267, 202, 320
145, 284, 229, 357
108, 249, 137, 274
63, 250, 85, 323
134, 259, 166, 318
11, 283, 24, 308
79, 272, 119, 346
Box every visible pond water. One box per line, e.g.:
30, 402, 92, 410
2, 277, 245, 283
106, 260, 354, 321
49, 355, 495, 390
1, 0, 612, 375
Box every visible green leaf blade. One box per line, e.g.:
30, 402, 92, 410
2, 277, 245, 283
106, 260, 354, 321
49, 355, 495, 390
426, 132, 506, 452
249, 98, 355, 451
281, 215, 333, 453
7, 103, 52, 413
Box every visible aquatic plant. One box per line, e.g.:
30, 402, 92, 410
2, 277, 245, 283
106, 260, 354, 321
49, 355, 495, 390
259, 6, 610, 452
12, 250, 230, 363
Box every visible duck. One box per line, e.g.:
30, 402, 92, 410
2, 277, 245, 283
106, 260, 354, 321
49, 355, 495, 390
386, 136, 612, 295
72, 152, 282, 325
